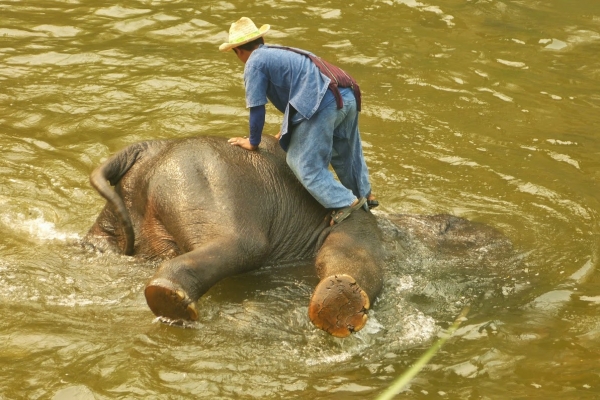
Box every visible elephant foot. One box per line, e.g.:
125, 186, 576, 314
145, 278, 199, 322
308, 274, 370, 338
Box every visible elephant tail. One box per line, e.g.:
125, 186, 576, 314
89, 141, 157, 256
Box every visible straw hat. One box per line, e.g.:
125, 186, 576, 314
219, 17, 270, 52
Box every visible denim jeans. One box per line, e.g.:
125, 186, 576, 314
285, 89, 372, 209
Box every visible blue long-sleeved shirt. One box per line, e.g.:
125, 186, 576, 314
249, 105, 265, 147
243, 44, 336, 150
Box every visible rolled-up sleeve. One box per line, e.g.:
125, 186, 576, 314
244, 65, 269, 108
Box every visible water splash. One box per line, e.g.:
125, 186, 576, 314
0, 211, 80, 242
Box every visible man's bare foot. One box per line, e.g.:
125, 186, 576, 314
367, 194, 379, 209
330, 198, 366, 226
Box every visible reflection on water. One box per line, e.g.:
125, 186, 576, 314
1, 0, 600, 398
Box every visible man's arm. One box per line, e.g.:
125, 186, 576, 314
228, 105, 265, 151
249, 105, 265, 147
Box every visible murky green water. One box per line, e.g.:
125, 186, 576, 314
1, 0, 600, 398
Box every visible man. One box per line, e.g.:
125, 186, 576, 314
220, 17, 378, 224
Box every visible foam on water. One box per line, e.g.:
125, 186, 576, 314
153, 316, 205, 329
1, 211, 80, 242
44, 294, 121, 307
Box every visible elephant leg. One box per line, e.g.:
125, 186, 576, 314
144, 237, 266, 321
308, 225, 383, 337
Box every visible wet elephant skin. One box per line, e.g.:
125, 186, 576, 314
84, 135, 384, 337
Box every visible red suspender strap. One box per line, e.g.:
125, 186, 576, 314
269, 45, 362, 111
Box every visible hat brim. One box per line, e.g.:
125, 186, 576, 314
219, 24, 270, 52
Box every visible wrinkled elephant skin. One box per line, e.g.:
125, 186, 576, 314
84, 135, 384, 337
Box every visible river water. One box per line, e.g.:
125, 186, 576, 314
1, 0, 600, 399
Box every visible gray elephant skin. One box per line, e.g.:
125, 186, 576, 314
84, 135, 385, 337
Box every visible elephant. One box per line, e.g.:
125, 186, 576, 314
84, 135, 385, 338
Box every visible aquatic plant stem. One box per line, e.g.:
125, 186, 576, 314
375, 307, 470, 400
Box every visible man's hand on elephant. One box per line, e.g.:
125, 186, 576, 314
228, 137, 258, 151
274, 131, 281, 140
